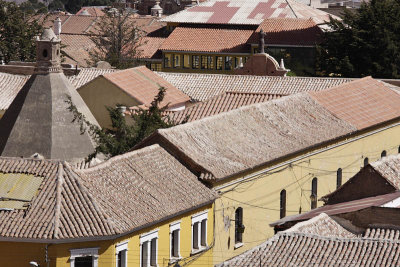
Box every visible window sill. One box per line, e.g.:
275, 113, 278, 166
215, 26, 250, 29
234, 242, 243, 249
169, 257, 182, 264
190, 246, 207, 256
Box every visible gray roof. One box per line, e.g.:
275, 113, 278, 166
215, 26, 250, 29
150, 93, 356, 180
140, 77, 400, 182
219, 213, 400, 267
157, 72, 354, 101
0, 144, 217, 241
371, 154, 400, 190
0, 72, 98, 161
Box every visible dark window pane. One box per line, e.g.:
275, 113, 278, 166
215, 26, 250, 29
336, 168, 342, 189
75, 256, 92, 267
311, 178, 318, 209
235, 207, 243, 243
280, 190, 286, 219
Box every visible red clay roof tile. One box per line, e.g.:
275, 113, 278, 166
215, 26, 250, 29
160, 27, 253, 53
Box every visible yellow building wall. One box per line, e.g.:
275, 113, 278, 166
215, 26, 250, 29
77, 77, 140, 129
0, 204, 214, 267
212, 122, 400, 265
160, 52, 250, 74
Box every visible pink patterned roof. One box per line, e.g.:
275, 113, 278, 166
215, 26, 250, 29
162, 0, 337, 25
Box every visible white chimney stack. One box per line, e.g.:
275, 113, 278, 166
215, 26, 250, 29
54, 17, 62, 36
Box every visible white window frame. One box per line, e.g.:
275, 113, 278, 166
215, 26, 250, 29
140, 229, 159, 267
115, 240, 129, 267
70, 247, 99, 267
191, 210, 208, 254
169, 221, 182, 262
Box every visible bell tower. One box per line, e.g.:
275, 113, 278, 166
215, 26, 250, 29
35, 28, 62, 74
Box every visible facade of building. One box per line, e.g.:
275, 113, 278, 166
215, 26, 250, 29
0, 145, 217, 267
77, 66, 190, 128
137, 77, 400, 264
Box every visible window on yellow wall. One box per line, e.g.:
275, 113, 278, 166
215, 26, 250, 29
235, 207, 244, 244
191, 210, 208, 253
381, 150, 387, 158
70, 248, 98, 267
164, 54, 172, 68
311, 178, 318, 209
192, 55, 200, 69
216, 56, 223, 70
336, 168, 342, 189
173, 54, 181, 68
170, 221, 181, 260
116, 241, 128, 267
201, 55, 207, 69
207, 56, 214, 69
364, 157, 369, 166
280, 190, 286, 219
140, 230, 158, 267
150, 63, 161, 72
183, 55, 190, 68
225, 56, 233, 70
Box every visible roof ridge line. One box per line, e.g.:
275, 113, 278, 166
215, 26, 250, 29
64, 162, 119, 233
285, 0, 298, 19
53, 162, 64, 239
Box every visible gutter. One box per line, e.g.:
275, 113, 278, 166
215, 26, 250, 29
0, 199, 216, 244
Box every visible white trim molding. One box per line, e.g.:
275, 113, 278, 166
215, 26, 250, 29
70, 247, 99, 267
140, 229, 159, 267
191, 210, 209, 254
169, 221, 182, 262
115, 240, 129, 267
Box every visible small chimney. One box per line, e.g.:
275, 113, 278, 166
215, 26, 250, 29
54, 17, 62, 36
280, 58, 285, 69
151, 1, 163, 17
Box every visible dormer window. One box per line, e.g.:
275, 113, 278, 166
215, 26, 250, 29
42, 49, 48, 58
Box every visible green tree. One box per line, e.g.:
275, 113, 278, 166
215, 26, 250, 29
19, 0, 48, 14
88, 7, 145, 69
317, 0, 400, 78
67, 87, 178, 160
48, 0, 65, 11
0, 0, 43, 63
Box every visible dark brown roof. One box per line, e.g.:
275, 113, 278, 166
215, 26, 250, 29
0, 145, 217, 241
271, 191, 400, 227
309, 77, 400, 130
160, 27, 253, 53
100, 66, 190, 108
248, 18, 323, 46
166, 91, 283, 123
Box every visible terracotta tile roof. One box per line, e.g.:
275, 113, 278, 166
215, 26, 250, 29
144, 94, 356, 180
0, 72, 29, 110
76, 6, 106, 17
220, 214, 400, 267
271, 191, 400, 227
157, 72, 354, 101
0, 145, 217, 240
136, 37, 166, 59
309, 77, 400, 130
102, 66, 190, 108
165, 91, 283, 123
371, 154, 400, 190
61, 34, 95, 67
248, 18, 323, 46
160, 27, 253, 53
162, 0, 337, 25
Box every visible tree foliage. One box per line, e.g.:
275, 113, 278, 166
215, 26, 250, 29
0, 0, 43, 63
317, 0, 400, 78
67, 87, 178, 160
88, 8, 145, 69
